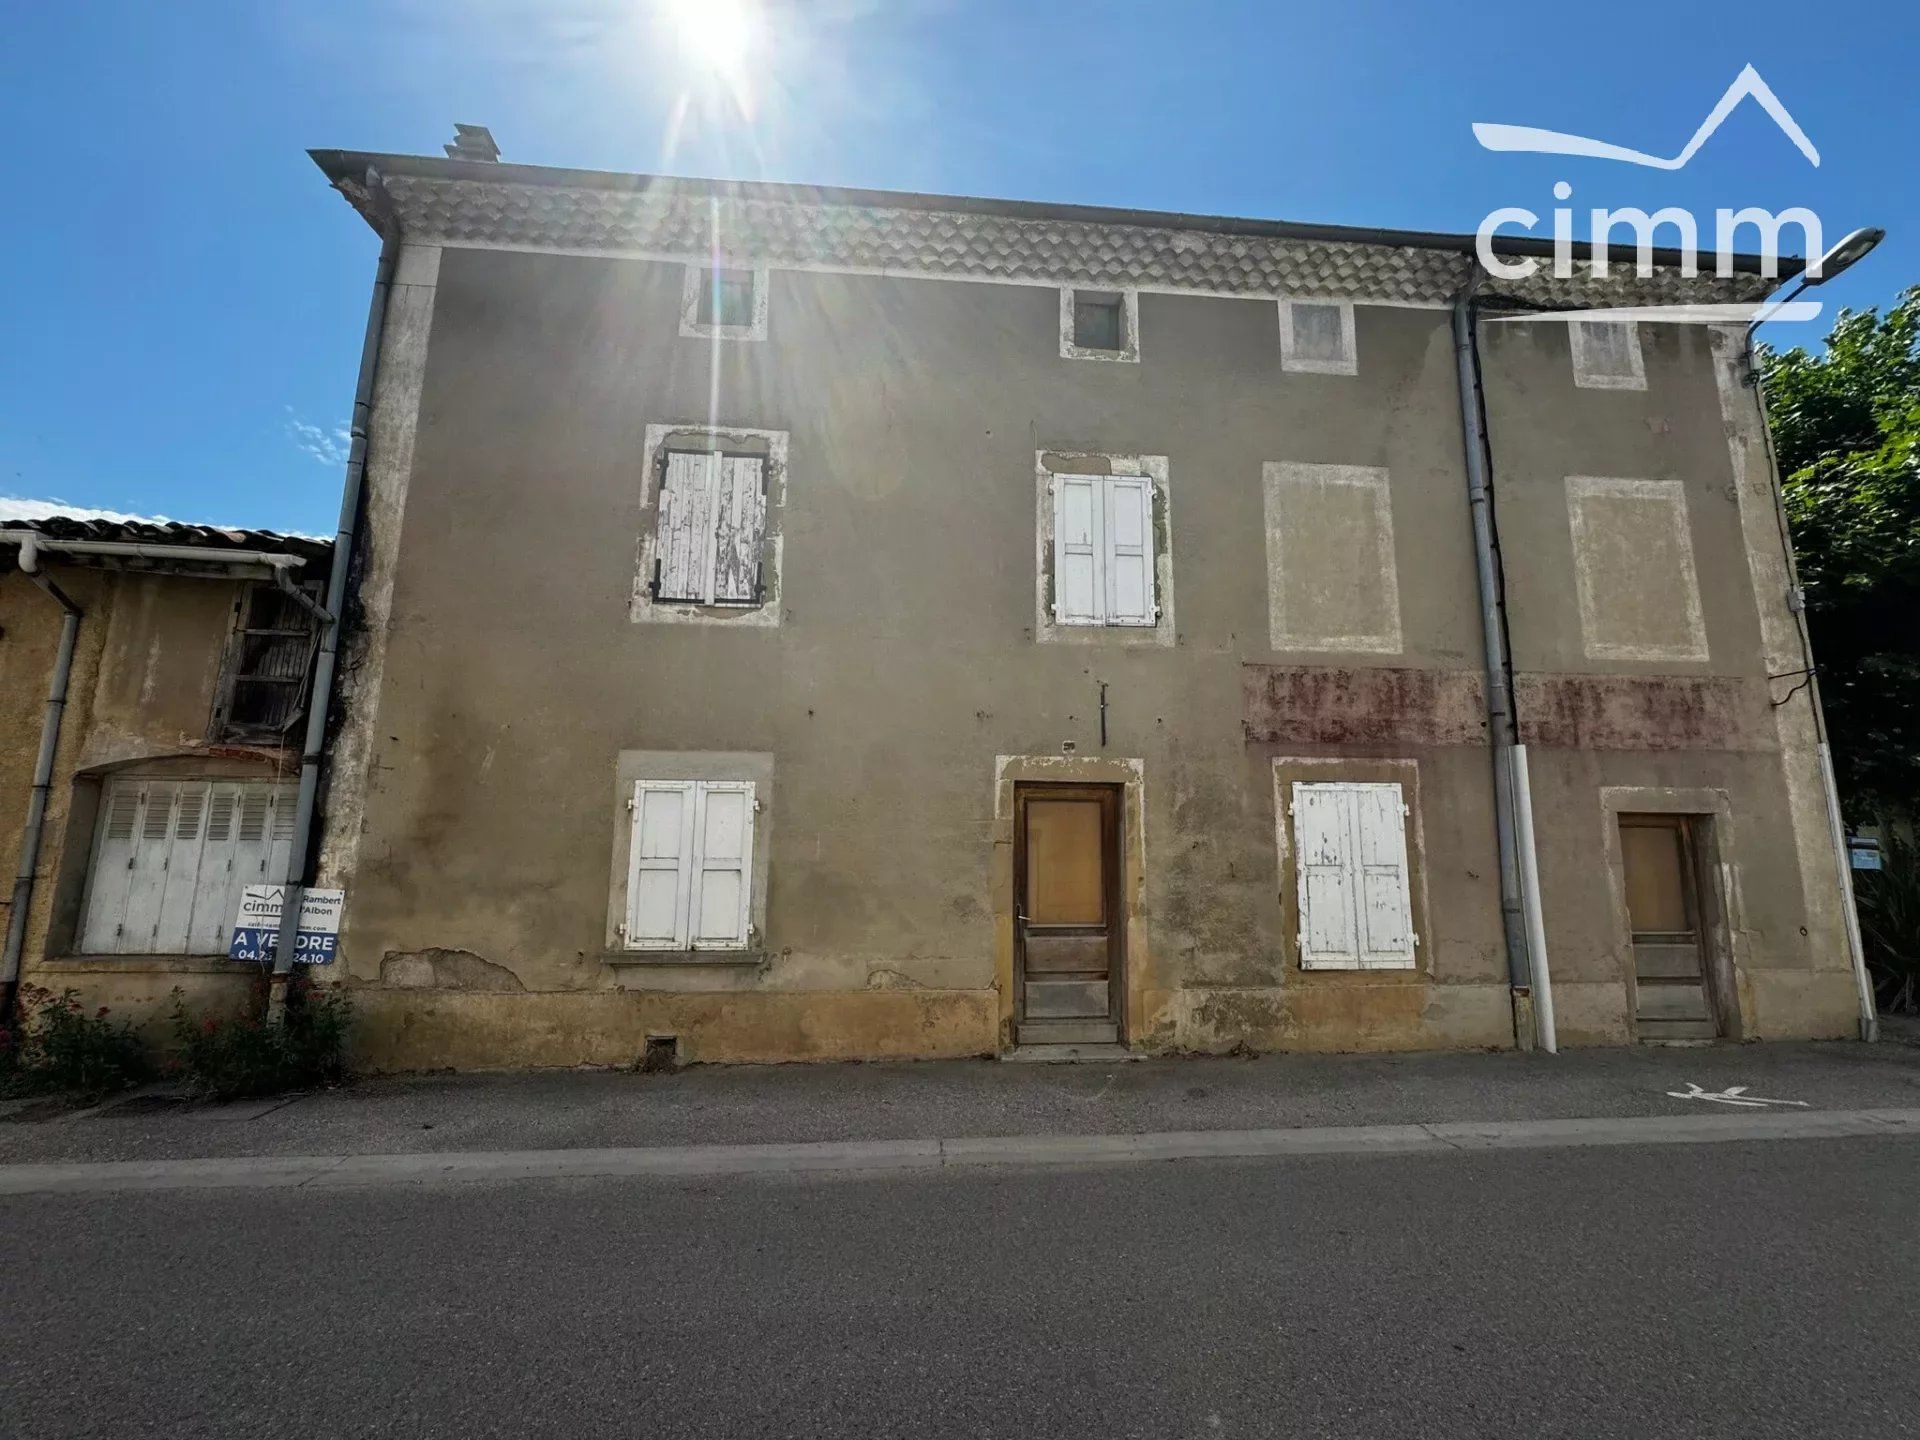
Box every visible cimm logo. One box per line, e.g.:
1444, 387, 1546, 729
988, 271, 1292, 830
1472, 65, 1826, 317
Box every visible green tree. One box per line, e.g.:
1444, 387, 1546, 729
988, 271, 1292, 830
1762, 287, 1920, 821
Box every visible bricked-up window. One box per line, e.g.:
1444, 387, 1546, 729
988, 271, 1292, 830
698, 269, 757, 329
1073, 292, 1126, 352
213, 584, 319, 742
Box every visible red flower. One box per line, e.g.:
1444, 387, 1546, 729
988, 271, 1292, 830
96, 1006, 110, 1019
201, 1017, 220, 1036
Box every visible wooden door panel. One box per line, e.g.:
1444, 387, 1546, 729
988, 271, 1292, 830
1014, 784, 1122, 1045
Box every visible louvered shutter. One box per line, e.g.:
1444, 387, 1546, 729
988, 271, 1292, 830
1354, 784, 1415, 968
79, 778, 297, 955
626, 781, 696, 947
79, 783, 144, 953
689, 782, 755, 948
711, 456, 766, 604
657, 452, 718, 602
1293, 784, 1358, 968
1103, 476, 1157, 625
1052, 476, 1103, 624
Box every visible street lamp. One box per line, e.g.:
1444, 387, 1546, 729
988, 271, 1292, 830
1750, 226, 1886, 331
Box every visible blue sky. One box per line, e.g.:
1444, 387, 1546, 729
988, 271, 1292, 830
2, 0, 1914, 534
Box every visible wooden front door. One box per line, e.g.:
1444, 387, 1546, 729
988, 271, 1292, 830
1014, 784, 1123, 1047
1619, 814, 1719, 1041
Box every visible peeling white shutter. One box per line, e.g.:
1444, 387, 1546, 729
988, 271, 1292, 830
657, 452, 718, 602
711, 456, 766, 604
689, 781, 755, 948
1103, 476, 1156, 625
1053, 475, 1104, 624
1354, 785, 1415, 968
1292, 781, 1415, 971
1293, 784, 1358, 969
626, 781, 696, 948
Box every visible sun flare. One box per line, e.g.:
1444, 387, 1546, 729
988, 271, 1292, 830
664, 0, 759, 87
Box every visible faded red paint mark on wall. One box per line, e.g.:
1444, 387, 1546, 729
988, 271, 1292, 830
1242, 665, 1486, 748
1516, 673, 1773, 751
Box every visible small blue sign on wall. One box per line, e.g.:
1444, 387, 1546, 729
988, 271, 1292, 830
228, 886, 344, 964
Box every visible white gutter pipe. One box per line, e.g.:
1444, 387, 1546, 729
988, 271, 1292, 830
1509, 745, 1557, 1052
0, 533, 311, 572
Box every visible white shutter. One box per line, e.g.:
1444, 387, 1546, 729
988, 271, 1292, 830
626, 781, 696, 948
78, 777, 297, 955
657, 452, 719, 602
1293, 784, 1358, 969
689, 781, 755, 948
1053, 475, 1104, 624
711, 456, 766, 604
1103, 476, 1156, 625
1354, 784, 1415, 968
79, 782, 143, 953
1292, 781, 1416, 971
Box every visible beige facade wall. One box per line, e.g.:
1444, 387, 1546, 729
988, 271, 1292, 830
0, 565, 301, 1028
303, 244, 1855, 1069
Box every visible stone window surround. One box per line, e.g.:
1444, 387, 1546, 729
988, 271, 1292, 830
1271, 756, 1430, 980
1033, 449, 1175, 647
631, 423, 788, 627
1277, 297, 1359, 376
679, 262, 771, 341
603, 749, 774, 968
1058, 285, 1141, 363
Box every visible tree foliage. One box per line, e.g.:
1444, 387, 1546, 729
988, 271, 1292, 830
1762, 288, 1920, 820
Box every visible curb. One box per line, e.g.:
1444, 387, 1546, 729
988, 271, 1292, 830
3, 1106, 1918, 1197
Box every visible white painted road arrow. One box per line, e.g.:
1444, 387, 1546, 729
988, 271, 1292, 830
1667, 1083, 1810, 1109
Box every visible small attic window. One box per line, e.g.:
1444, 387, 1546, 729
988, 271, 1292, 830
1059, 287, 1140, 362
1279, 299, 1357, 375
680, 264, 769, 341
700, 270, 757, 329
1074, 292, 1125, 352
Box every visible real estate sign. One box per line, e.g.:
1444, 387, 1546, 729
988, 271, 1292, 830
228, 886, 344, 964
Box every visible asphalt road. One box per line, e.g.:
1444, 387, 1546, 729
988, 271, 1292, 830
3, 1137, 1915, 1438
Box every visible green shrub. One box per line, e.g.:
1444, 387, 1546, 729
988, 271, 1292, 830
1, 986, 152, 1099
168, 976, 353, 1100
1859, 830, 1920, 1015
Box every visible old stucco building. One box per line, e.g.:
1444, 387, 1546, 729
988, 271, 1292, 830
277, 133, 1869, 1068
0, 515, 330, 1023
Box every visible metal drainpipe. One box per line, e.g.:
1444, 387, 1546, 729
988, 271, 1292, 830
1, 536, 83, 1018
1451, 283, 1537, 1044
266, 227, 401, 1016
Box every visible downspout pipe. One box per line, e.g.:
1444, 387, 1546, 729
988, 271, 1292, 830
1451, 282, 1538, 1042
267, 226, 401, 1010
1, 535, 83, 1019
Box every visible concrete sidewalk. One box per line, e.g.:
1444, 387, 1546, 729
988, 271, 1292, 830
4, 1039, 1919, 1168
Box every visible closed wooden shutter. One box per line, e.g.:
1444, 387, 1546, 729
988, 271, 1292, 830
1292, 781, 1415, 970
711, 456, 766, 604
657, 452, 718, 602
690, 782, 755, 947
1103, 476, 1157, 625
79, 777, 297, 955
626, 781, 696, 948
1354, 785, 1415, 967
1293, 784, 1358, 968
1052, 476, 1103, 624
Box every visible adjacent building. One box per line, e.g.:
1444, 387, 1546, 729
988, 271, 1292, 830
0, 514, 330, 1021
